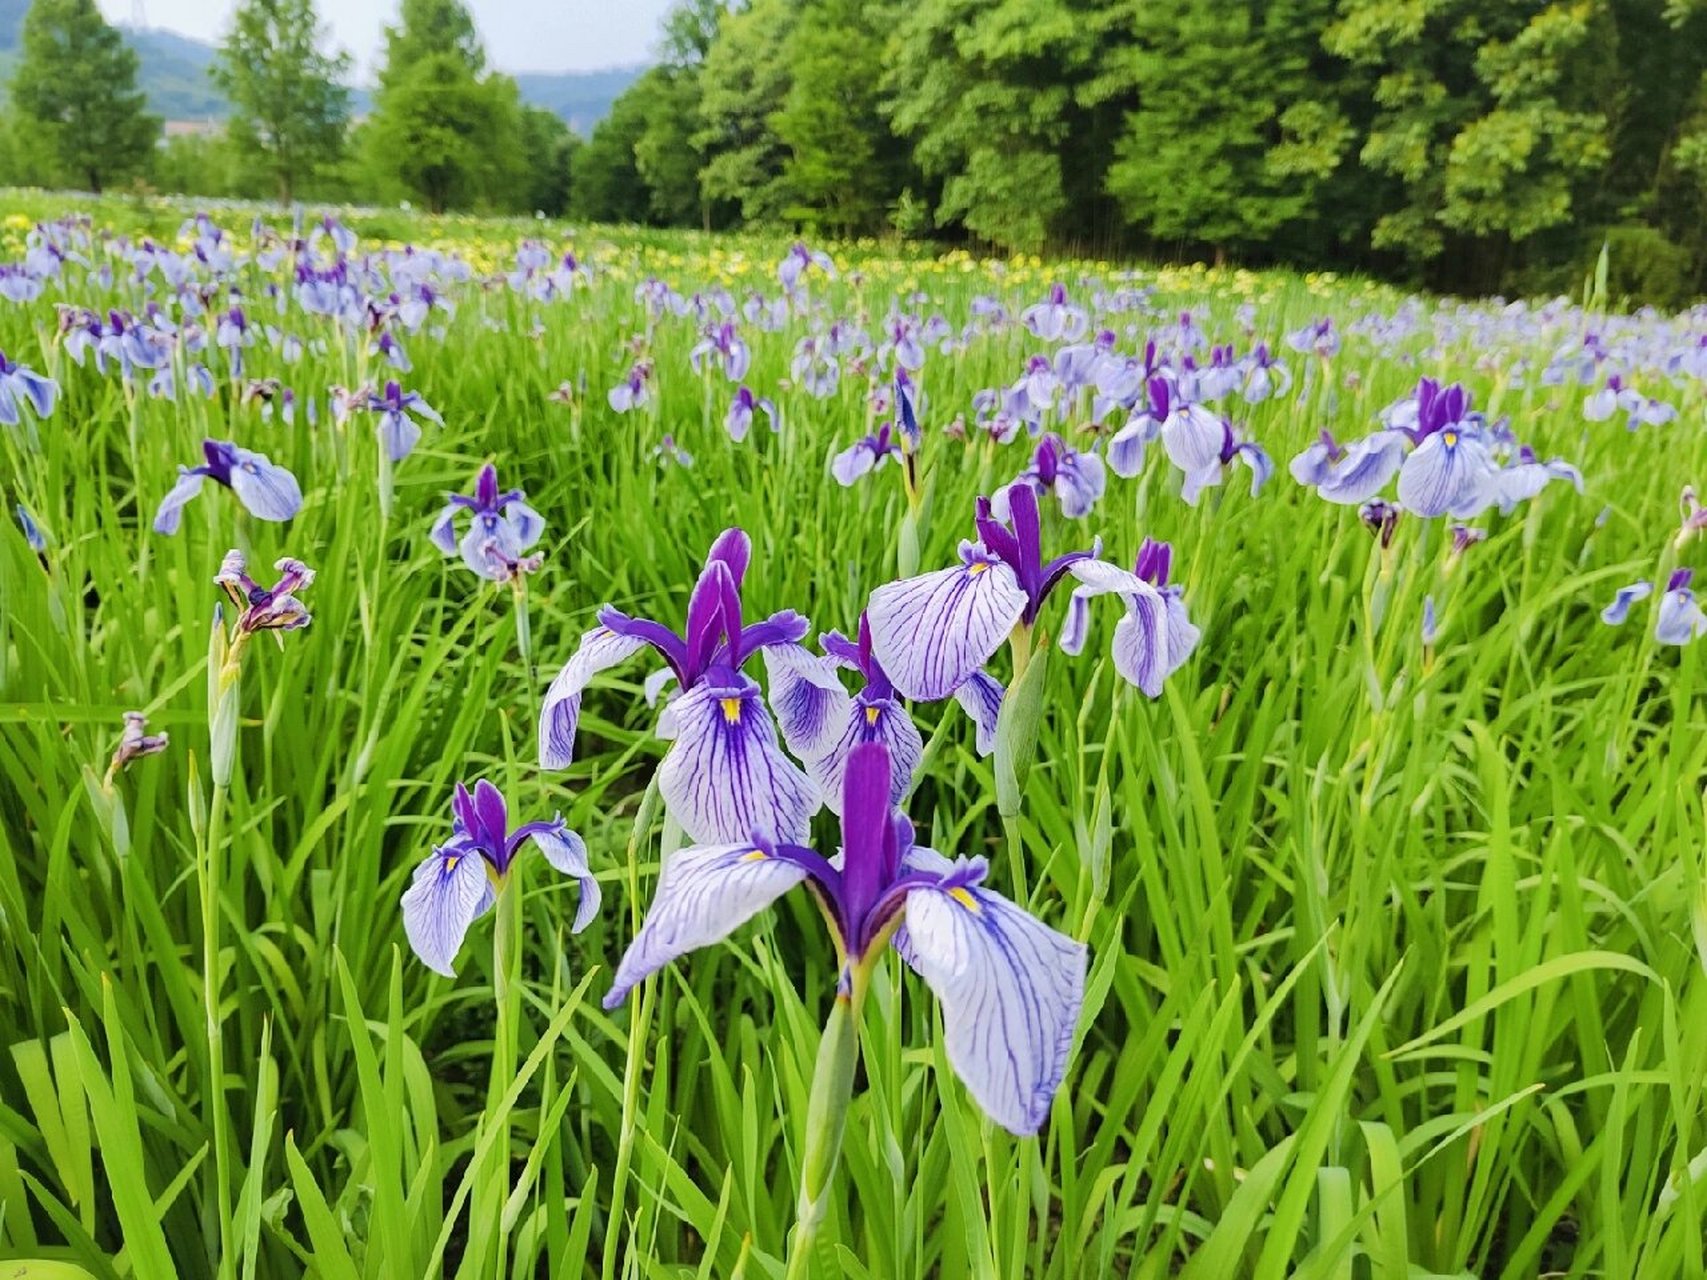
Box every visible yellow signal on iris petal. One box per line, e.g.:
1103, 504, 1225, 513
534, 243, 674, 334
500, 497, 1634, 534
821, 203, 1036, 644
1442, 431, 1458, 447
741, 849, 767, 862
864, 705, 881, 726
720, 697, 742, 723
949, 887, 981, 913
969, 562, 989, 575
443, 854, 460, 872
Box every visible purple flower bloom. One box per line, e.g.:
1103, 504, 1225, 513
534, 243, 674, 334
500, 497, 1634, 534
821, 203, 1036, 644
603, 740, 1086, 1135
867, 484, 1096, 700
1021, 283, 1089, 343
430, 462, 545, 582
1600, 579, 1653, 626
778, 241, 835, 290
1241, 344, 1291, 403
609, 360, 653, 412
15, 502, 46, 552
1152, 377, 1271, 505
1289, 428, 1407, 506
1657, 569, 1707, 645
0, 350, 56, 426
539, 529, 820, 844
654, 433, 693, 467
725, 385, 777, 442
401, 780, 597, 977
365, 380, 442, 463
1059, 539, 1199, 696
154, 439, 303, 533
215, 550, 314, 633
994, 433, 1106, 520
690, 321, 751, 382
831, 424, 901, 487
109, 711, 169, 775
1360, 500, 1401, 548
1286, 316, 1340, 360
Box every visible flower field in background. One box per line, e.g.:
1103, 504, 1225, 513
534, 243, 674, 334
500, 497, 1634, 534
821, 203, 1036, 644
1, 192, 1705, 1279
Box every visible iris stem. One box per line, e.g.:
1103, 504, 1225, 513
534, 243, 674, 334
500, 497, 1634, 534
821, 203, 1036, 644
198, 780, 235, 1277
478, 877, 523, 1275
783, 964, 872, 1280
512, 580, 536, 689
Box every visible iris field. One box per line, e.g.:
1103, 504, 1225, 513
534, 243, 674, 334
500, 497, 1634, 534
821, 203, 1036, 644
1, 193, 1705, 1279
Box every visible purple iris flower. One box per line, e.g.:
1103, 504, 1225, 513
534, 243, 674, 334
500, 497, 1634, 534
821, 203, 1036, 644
1601, 580, 1653, 626
831, 423, 901, 486
538, 528, 820, 844
365, 380, 442, 463
725, 385, 778, 442
154, 439, 303, 534
778, 241, 835, 290
400, 780, 598, 977
430, 462, 545, 582
1153, 378, 1271, 505
0, 265, 43, 304
215, 306, 252, 375
654, 434, 694, 468
1059, 538, 1199, 696
1021, 283, 1089, 343
1360, 500, 1401, 548
1286, 316, 1340, 359
608, 360, 653, 412
15, 503, 46, 553
603, 740, 1086, 1136
1241, 344, 1291, 403
1188, 345, 1241, 402
895, 371, 923, 450
1486, 447, 1582, 514
1091, 342, 1158, 423
1289, 428, 1408, 506
867, 484, 1097, 700
1657, 570, 1707, 645
994, 433, 1106, 520
0, 350, 57, 426
881, 315, 925, 372
791, 336, 840, 399
768, 612, 1001, 813
691, 321, 751, 382
1391, 380, 1498, 518
1584, 375, 1675, 429
215, 551, 315, 633
108, 711, 169, 776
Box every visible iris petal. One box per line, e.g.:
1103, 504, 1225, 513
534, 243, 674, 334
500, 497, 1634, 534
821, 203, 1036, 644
400, 846, 495, 978
538, 626, 649, 768
868, 549, 1028, 700
529, 825, 602, 933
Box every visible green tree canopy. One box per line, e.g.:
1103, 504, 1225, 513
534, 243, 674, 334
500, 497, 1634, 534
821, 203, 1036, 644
9, 0, 159, 193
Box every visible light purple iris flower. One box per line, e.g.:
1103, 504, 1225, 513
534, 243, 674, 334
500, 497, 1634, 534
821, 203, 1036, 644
609, 360, 654, 412
767, 612, 1001, 814
831, 423, 901, 486
1289, 428, 1408, 506
791, 336, 840, 399
1286, 316, 1340, 359
1583, 375, 1675, 429
603, 740, 1086, 1135
365, 380, 442, 463
1390, 380, 1499, 518
400, 780, 598, 977
725, 385, 778, 442
1021, 283, 1089, 343
538, 528, 820, 844
994, 433, 1106, 520
867, 484, 1097, 700
1059, 539, 1200, 696
691, 321, 751, 382
1152, 377, 1272, 505
215, 550, 315, 633
1657, 570, 1707, 644
1241, 344, 1291, 403
430, 462, 545, 581
0, 350, 57, 426
778, 241, 835, 290
154, 439, 303, 533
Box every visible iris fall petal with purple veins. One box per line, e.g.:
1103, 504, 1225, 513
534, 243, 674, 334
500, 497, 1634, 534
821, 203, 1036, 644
154, 438, 303, 533
400, 779, 598, 977
831, 423, 901, 486
603, 740, 1086, 1135
0, 350, 58, 426
1290, 429, 1407, 506
430, 461, 545, 581
1655, 570, 1707, 645
365, 380, 442, 463
1059, 539, 1200, 696
994, 433, 1106, 520
867, 484, 1097, 700
538, 528, 821, 844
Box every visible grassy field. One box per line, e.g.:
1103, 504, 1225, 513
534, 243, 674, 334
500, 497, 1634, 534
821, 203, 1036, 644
1, 191, 1704, 1279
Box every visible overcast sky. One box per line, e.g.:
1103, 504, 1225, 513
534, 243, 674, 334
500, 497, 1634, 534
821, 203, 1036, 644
98, 0, 672, 75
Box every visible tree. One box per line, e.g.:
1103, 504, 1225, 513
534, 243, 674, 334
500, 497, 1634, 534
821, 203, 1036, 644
633, 68, 706, 226
694, 0, 796, 222
573, 83, 652, 222
9, 0, 158, 192
516, 105, 576, 216
211, 0, 352, 203
364, 0, 523, 211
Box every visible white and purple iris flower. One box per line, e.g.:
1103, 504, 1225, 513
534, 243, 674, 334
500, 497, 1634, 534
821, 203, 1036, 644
690, 321, 751, 382
1287, 316, 1341, 360
1060, 539, 1200, 696
365, 380, 442, 463
778, 241, 835, 291
0, 350, 57, 426
1148, 377, 1272, 505
1603, 570, 1707, 645
867, 484, 1097, 700
831, 423, 902, 486
400, 780, 598, 977
1289, 427, 1411, 506
1021, 283, 1089, 343
1583, 374, 1675, 429
153, 439, 304, 534
609, 360, 654, 412
538, 528, 821, 844
603, 740, 1086, 1136
993, 432, 1106, 520
1241, 343, 1291, 403
725, 385, 778, 442
430, 462, 545, 582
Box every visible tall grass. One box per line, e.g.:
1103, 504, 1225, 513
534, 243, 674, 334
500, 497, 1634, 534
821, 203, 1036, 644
0, 192, 1704, 1278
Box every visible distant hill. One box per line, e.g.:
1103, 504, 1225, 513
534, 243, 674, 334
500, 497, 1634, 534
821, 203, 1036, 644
0, 1, 642, 131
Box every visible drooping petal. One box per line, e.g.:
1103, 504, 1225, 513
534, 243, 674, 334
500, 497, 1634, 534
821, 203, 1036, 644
400, 846, 496, 978
1396, 432, 1495, 519
538, 626, 649, 768
831, 440, 876, 486
1111, 591, 1200, 698
762, 643, 852, 761
429, 503, 460, 555
1656, 589, 1707, 645
379, 410, 421, 463
152, 468, 207, 534
657, 677, 820, 844
867, 549, 1028, 700
1317, 432, 1405, 505
898, 866, 1087, 1135
603, 841, 809, 1008
226, 450, 303, 522
504, 501, 545, 551
807, 695, 924, 814
529, 825, 602, 933
1600, 580, 1653, 626
951, 670, 1003, 757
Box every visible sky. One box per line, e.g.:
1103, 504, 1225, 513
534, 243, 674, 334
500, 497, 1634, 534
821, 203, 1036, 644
97, 0, 672, 76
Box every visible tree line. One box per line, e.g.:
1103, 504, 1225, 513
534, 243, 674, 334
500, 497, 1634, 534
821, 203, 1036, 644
3, 0, 1707, 303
